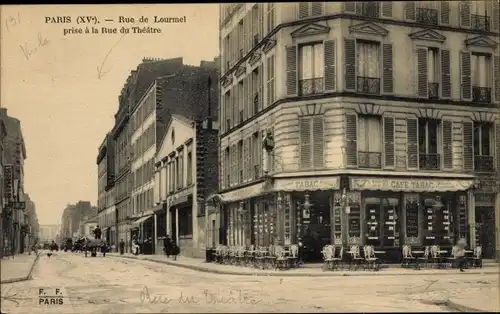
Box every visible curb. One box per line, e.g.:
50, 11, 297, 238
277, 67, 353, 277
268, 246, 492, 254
444, 299, 483, 313
0, 253, 40, 284
108, 255, 500, 278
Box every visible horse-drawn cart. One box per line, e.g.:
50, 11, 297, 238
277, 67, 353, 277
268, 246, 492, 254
84, 238, 107, 257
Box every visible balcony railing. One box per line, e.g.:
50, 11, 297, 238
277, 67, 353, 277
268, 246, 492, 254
417, 8, 438, 25
419, 153, 441, 170
358, 151, 382, 169
253, 164, 260, 180
428, 82, 439, 99
299, 77, 324, 96
471, 14, 490, 31
472, 86, 491, 103
358, 3, 379, 18
357, 76, 380, 95
474, 155, 494, 172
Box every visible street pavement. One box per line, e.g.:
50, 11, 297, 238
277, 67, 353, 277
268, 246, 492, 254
1, 252, 38, 283
1, 251, 498, 313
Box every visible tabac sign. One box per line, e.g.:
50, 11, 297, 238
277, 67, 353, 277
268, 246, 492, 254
3, 165, 14, 201
350, 177, 475, 192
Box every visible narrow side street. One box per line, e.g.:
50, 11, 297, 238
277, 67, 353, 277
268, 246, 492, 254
1, 252, 498, 313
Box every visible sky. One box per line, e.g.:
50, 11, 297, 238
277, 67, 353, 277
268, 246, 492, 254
1, 4, 219, 225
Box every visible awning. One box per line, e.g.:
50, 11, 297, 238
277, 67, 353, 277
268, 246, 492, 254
132, 215, 153, 226
274, 176, 340, 191
170, 195, 192, 208
350, 177, 475, 192
207, 182, 267, 204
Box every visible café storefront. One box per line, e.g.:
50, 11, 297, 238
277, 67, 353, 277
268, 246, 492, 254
347, 176, 476, 259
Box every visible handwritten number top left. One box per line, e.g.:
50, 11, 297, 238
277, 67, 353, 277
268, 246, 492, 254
5, 12, 21, 32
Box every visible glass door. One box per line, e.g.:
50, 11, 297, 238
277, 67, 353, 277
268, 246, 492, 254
365, 197, 381, 246
381, 197, 400, 247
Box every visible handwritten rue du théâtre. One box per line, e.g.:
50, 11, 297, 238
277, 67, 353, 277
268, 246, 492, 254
45, 15, 187, 36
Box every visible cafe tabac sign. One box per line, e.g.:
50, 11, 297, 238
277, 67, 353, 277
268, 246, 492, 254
350, 177, 475, 192
274, 177, 340, 191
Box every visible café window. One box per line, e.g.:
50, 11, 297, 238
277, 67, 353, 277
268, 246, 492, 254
179, 209, 193, 237
422, 195, 454, 246
364, 196, 400, 247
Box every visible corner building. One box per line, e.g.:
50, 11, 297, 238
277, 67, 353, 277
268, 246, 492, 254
215, 2, 500, 261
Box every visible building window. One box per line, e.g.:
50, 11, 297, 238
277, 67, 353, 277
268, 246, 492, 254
299, 115, 324, 170
238, 140, 243, 183
298, 2, 324, 19
418, 119, 440, 170
266, 3, 275, 34
266, 55, 275, 106
252, 69, 259, 115
471, 1, 490, 31
471, 53, 492, 103
473, 123, 494, 171
298, 43, 324, 96
357, 41, 380, 95
416, 1, 438, 25
427, 48, 440, 99
186, 151, 192, 186
225, 91, 231, 130
224, 147, 230, 187
358, 115, 382, 169
252, 133, 260, 179
178, 209, 192, 237
238, 82, 244, 124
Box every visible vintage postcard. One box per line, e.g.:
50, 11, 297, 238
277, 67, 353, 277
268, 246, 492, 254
0, 2, 499, 313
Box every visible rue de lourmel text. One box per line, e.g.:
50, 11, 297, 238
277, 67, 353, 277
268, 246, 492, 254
45, 15, 187, 36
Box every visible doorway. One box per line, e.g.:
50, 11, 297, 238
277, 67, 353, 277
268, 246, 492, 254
364, 195, 401, 248
475, 206, 496, 259
170, 208, 177, 243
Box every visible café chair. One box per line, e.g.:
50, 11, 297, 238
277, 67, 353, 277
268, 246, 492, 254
402, 245, 416, 269
332, 246, 344, 270
429, 245, 442, 268
363, 245, 380, 271
417, 246, 430, 268
322, 245, 335, 271
348, 245, 364, 270
472, 246, 483, 268
287, 244, 299, 268
266, 245, 277, 269
275, 245, 289, 270
446, 246, 459, 268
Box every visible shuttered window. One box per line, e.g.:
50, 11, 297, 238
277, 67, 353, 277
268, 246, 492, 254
243, 138, 249, 181
382, 43, 393, 94
344, 39, 356, 91
266, 55, 275, 107
442, 120, 453, 169
461, 51, 472, 100
493, 1, 500, 32
345, 114, 358, 166
473, 123, 493, 156
252, 132, 260, 180
238, 140, 243, 183
405, 1, 416, 20
460, 1, 471, 28
298, 43, 324, 96
440, 1, 450, 25
495, 55, 500, 103
299, 115, 324, 170
416, 47, 428, 98
324, 40, 336, 92
382, 2, 393, 17
407, 118, 419, 169
441, 50, 451, 98
266, 3, 275, 35
243, 77, 248, 122
298, 2, 324, 19
343, 2, 356, 13
383, 116, 395, 168
286, 46, 297, 96
496, 124, 500, 171
463, 122, 474, 170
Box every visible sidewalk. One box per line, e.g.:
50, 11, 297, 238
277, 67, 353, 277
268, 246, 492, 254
107, 253, 500, 277
0, 252, 39, 284
447, 286, 499, 312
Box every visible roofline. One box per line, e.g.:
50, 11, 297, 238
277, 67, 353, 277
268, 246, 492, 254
156, 115, 194, 158
130, 80, 157, 117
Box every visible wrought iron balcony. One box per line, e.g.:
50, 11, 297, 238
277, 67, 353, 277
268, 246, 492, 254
417, 8, 438, 25
474, 155, 494, 172
358, 2, 379, 18
357, 76, 380, 95
358, 151, 382, 169
472, 86, 491, 103
299, 77, 324, 96
471, 14, 490, 31
253, 93, 259, 114
428, 82, 439, 99
253, 164, 260, 180
419, 153, 441, 170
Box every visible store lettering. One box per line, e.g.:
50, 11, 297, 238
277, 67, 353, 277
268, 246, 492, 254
294, 180, 319, 189
389, 180, 437, 190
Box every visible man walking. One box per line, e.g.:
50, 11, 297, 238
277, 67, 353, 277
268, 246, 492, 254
456, 238, 467, 272
94, 225, 102, 240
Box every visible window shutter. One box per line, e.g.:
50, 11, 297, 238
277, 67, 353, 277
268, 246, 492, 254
344, 38, 356, 92
355, 3, 363, 15
311, 2, 323, 16
298, 2, 309, 19
407, 118, 418, 169
221, 152, 225, 188
247, 138, 252, 179
259, 66, 264, 111
441, 50, 451, 98
345, 114, 357, 166
382, 2, 393, 17
416, 47, 428, 98
440, 1, 450, 25
460, 51, 472, 101
312, 116, 324, 169
259, 131, 264, 177
460, 1, 471, 28
324, 40, 336, 92
243, 78, 248, 121
300, 118, 312, 170
244, 138, 249, 181
442, 120, 453, 169
248, 73, 254, 117
267, 55, 275, 106
383, 116, 395, 168
405, 1, 416, 21
286, 46, 297, 96
496, 123, 500, 171
494, 55, 500, 103
493, 1, 500, 32
383, 43, 393, 94
463, 122, 473, 171
343, 2, 356, 13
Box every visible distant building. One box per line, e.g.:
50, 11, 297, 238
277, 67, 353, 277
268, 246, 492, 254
38, 224, 59, 243
79, 215, 98, 238
59, 201, 97, 239
23, 193, 39, 242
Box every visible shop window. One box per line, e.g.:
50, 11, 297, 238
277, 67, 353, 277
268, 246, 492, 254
178, 209, 192, 237
422, 195, 453, 246
364, 196, 400, 247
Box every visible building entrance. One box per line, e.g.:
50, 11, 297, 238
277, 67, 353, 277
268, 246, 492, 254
475, 206, 496, 259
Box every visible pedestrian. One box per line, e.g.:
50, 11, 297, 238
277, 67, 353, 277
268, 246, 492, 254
119, 239, 125, 255
163, 235, 171, 257
170, 237, 180, 261
132, 238, 140, 255
456, 238, 467, 272
94, 225, 102, 240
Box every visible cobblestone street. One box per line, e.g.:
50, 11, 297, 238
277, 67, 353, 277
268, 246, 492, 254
1, 252, 498, 313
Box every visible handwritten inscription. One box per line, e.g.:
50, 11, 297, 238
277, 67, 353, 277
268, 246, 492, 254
5, 12, 21, 32
19, 33, 49, 61
139, 285, 262, 306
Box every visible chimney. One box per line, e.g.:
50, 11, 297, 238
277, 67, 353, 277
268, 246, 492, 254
206, 76, 212, 130
0, 108, 7, 117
